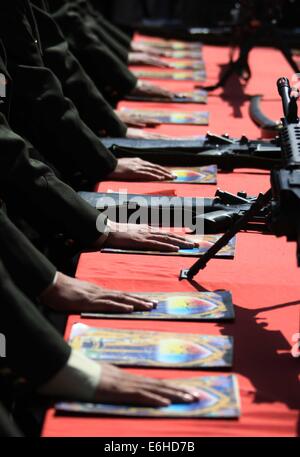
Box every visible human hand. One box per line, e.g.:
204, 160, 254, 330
131, 80, 175, 100
128, 52, 171, 68
117, 110, 161, 128
39, 273, 157, 313
131, 42, 168, 56
95, 364, 200, 406
103, 222, 198, 252
126, 128, 171, 139
107, 157, 174, 181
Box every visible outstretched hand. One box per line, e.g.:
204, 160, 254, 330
128, 52, 171, 68
103, 222, 198, 252
96, 364, 200, 406
107, 157, 174, 182
131, 41, 169, 56
126, 128, 171, 140
117, 111, 161, 128
39, 273, 158, 313
131, 80, 175, 100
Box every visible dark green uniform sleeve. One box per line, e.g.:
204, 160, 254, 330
87, 2, 132, 50
51, 3, 137, 104
32, 4, 127, 137
0, 403, 23, 437
0, 210, 56, 298
0, 113, 105, 247
0, 259, 71, 387
74, 0, 130, 63
0, 0, 118, 185
11, 64, 117, 185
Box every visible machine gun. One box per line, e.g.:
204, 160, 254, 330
102, 133, 281, 171
180, 76, 300, 279
193, 189, 270, 234
79, 188, 268, 232
135, 1, 300, 47
198, 0, 299, 92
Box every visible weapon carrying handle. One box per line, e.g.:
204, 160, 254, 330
277, 77, 299, 124
277, 77, 300, 167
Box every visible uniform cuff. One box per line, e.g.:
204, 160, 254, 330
38, 350, 101, 401
94, 216, 111, 248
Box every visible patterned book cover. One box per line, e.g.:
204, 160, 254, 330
126, 89, 208, 104
56, 375, 240, 418
132, 69, 206, 81
102, 234, 236, 259
167, 165, 217, 184
168, 60, 205, 70
167, 51, 203, 59
68, 324, 233, 368
81, 290, 234, 321
137, 40, 203, 51
119, 108, 209, 125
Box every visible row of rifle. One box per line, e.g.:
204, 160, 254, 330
82, 78, 300, 278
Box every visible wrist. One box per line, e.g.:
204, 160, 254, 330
132, 80, 143, 93
93, 219, 113, 249
38, 349, 102, 401
39, 271, 60, 301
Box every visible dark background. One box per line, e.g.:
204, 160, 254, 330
92, 0, 300, 28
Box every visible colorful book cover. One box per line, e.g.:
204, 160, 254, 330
119, 108, 209, 125
177, 89, 207, 103
168, 60, 205, 70
101, 234, 236, 259
56, 375, 240, 419
81, 290, 234, 321
132, 69, 206, 81
168, 165, 217, 184
169, 51, 203, 59
126, 89, 208, 104
68, 324, 233, 368
137, 40, 203, 51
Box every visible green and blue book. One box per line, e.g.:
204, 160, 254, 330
118, 108, 209, 125
81, 290, 234, 321
101, 234, 236, 259
68, 324, 233, 369
132, 69, 206, 81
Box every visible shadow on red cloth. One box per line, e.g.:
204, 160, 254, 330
210, 63, 251, 119
189, 278, 300, 433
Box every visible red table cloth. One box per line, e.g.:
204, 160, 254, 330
42, 43, 300, 437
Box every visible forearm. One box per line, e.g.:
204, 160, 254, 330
34, 5, 127, 137
85, 10, 129, 63
0, 115, 110, 248
0, 261, 71, 387
52, 8, 137, 102
74, 42, 137, 102
39, 349, 101, 401
0, 3, 118, 183
96, 12, 132, 50
27, 171, 109, 247
10, 65, 118, 183
12, 170, 109, 248
0, 210, 56, 298
87, 1, 132, 50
